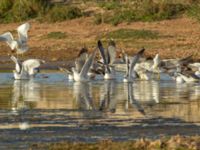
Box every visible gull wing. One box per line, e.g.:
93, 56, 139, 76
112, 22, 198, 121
80, 49, 97, 78
97, 40, 107, 65
124, 54, 130, 77
10, 55, 22, 73
0, 36, 7, 42
75, 58, 86, 73
107, 42, 116, 64
17, 23, 30, 43
153, 54, 161, 68
178, 54, 192, 65
22, 59, 43, 72
0, 32, 16, 49
129, 48, 145, 76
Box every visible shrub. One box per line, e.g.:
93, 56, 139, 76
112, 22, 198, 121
0, 0, 50, 23
96, 0, 187, 25
46, 5, 82, 22
187, 3, 200, 21
0, 0, 13, 14
99, 1, 121, 10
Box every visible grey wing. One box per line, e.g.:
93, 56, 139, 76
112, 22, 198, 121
10, 55, 22, 73
178, 55, 192, 65
75, 50, 88, 73
17, 22, 30, 43
108, 45, 116, 64
129, 48, 145, 76
80, 49, 97, 78
0, 32, 16, 49
0, 36, 7, 41
124, 54, 130, 77
75, 58, 85, 73
97, 40, 107, 65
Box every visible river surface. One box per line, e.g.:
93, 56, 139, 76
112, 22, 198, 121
0, 72, 200, 149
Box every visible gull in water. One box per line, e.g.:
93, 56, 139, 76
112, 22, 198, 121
0, 22, 30, 55
176, 72, 199, 83
188, 63, 200, 78
11, 55, 45, 80
123, 48, 145, 82
97, 40, 116, 80
72, 49, 97, 82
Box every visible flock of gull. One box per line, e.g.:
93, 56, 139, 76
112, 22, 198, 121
0, 22, 200, 84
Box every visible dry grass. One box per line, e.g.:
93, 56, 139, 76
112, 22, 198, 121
30, 135, 200, 150
0, 16, 199, 62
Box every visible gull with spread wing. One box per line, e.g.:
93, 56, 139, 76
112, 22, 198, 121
72, 49, 97, 82
11, 56, 45, 80
123, 48, 145, 82
97, 40, 116, 80
0, 23, 30, 55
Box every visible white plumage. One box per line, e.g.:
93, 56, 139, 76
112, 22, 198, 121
0, 23, 30, 54
11, 56, 44, 80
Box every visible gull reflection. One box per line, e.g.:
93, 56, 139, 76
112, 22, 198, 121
73, 82, 94, 110
12, 80, 40, 111
99, 80, 117, 113
124, 83, 145, 115
133, 81, 160, 104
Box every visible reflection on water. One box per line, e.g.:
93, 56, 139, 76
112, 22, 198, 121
0, 73, 199, 128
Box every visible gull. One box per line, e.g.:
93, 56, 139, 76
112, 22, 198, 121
72, 49, 97, 82
0, 23, 30, 55
97, 40, 116, 80
176, 72, 199, 83
123, 48, 145, 82
188, 63, 200, 78
11, 56, 45, 80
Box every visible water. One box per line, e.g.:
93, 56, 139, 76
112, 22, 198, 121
0, 72, 200, 148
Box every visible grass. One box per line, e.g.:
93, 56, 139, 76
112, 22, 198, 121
43, 32, 67, 40
0, 0, 200, 24
103, 29, 159, 40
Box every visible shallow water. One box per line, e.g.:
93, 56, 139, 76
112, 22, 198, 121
0, 72, 200, 148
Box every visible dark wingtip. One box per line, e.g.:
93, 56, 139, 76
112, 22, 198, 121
97, 40, 102, 47
138, 47, 145, 55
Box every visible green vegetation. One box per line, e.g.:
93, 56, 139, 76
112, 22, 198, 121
187, 3, 200, 21
104, 29, 159, 40
43, 32, 67, 39
46, 5, 82, 22
0, 0, 83, 23
95, 1, 187, 26
0, 0, 200, 24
